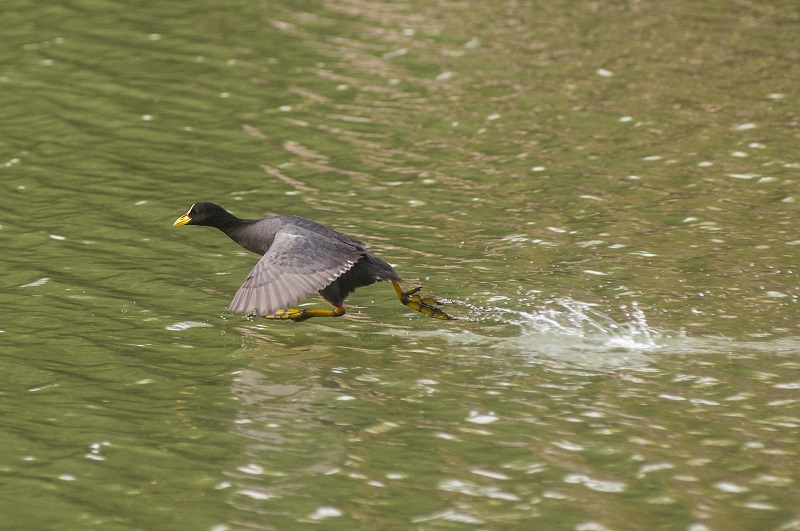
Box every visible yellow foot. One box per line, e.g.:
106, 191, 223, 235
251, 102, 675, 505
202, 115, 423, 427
392, 281, 454, 320
265, 306, 345, 322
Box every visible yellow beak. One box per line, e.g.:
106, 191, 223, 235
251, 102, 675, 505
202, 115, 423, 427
173, 214, 191, 226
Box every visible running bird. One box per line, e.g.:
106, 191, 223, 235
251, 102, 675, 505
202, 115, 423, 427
173, 202, 453, 322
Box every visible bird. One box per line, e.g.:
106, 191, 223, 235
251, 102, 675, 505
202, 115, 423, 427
173, 202, 453, 322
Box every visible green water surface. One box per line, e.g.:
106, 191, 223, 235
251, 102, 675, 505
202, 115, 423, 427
2, 0, 799, 529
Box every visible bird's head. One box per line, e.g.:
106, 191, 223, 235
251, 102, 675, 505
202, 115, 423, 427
173, 202, 231, 227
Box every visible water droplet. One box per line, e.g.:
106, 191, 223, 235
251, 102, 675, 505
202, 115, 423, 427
237, 463, 264, 475
311, 506, 343, 520
466, 411, 498, 424
21, 277, 49, 287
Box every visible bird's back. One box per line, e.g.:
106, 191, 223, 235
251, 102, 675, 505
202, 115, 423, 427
229, 215, 366, 257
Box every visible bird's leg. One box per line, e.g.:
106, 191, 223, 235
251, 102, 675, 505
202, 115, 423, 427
264, 306, 346, 322
392, 281, 454, 320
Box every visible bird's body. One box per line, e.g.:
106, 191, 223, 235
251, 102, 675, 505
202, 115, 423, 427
221, 213, 401, 315
173, 202, 452, 321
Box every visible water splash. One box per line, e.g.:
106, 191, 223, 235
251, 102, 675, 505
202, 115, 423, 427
438, 294, 800, 361
454, 297, 660, 351
417, 296, 667, 370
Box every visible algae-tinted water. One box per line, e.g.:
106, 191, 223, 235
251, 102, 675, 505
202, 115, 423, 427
2, 1, 799, 528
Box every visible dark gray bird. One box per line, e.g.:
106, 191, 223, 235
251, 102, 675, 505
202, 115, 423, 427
173, 202, 452, 321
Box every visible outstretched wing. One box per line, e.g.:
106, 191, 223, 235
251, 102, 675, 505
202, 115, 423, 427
228, 227, 364, 316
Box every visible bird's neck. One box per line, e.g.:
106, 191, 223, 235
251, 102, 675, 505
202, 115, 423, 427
211, 210, 245, 235
220, 217, 269, 255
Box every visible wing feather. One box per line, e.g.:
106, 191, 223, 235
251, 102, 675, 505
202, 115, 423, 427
228, 226, 364, 316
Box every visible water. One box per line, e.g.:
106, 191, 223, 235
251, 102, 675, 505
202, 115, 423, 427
2, 0, 800, 529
